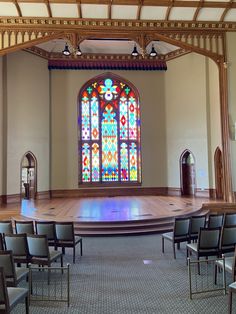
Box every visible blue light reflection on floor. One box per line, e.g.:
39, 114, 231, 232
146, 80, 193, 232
78, 198, 141, 221
21, 199, 37, 217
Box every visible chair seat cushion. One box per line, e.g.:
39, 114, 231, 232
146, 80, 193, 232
186, 243, 197, 252
15, 267, 29, 282
7, 287, 28, 307
216, 256, 233, 273
229, 281, 236, 290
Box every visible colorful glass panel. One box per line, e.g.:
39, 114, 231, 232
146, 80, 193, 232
91, 92, 99, 140
120, 143, 129, 181
128, 92, 137, 140
119, 92, 128, 140
129, 142, 137, 181
80, 75, 141, 184
81, 91, 90, 140
92, 143, 100, 181
82, 143, 90, 182
102, 104, 118, 181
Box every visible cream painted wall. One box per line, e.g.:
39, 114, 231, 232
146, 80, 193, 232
50, 70, 167, 189
6, 51, 50, 194
227, 32, 236, 192
165, 53, 209, 191
205, 58, 221, 189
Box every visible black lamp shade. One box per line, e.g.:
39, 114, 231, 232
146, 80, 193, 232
131, 45, 139, 57
62, 44, 71, 56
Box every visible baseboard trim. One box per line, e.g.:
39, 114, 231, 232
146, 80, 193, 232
36, 191, 51, 200
50, 187, 169, 198
2, 194, 21, 204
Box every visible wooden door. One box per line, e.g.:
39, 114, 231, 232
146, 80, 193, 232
180, 151, 196, 196
214, 147, 224, 199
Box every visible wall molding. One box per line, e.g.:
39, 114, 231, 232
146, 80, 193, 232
36, 191, 51, 200
1, 194, 21, 204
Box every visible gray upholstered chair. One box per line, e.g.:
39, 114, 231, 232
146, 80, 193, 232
219, 225, 236, 255
0, 234, 4, 250
228, 281, 236, 314
55, 222, 83, 263
214, 246, 236, 286
4, 234, 30, 266
15, 221, 34, 235
224, 213, 236, 227
35, 221, 56, 249
162, 217, 190, 259
187, 227, 221, 273
0, 266, 29, 314
0, 221, 13, 235
189, 215, 206, 242
0, 251, 29, 287
207, 214, 224, 228
27, 234, 63, 268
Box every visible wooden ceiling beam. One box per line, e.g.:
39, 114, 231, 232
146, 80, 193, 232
108, 0, 112, 19
193, 0, 204, 21
165, 0, 174, 21
44, 0, 52, 17
136, 0, 143, 20
76, 0, 82, 18
2, 0, 236, 9
14, 0, 22, 17
220, 0, 233, 22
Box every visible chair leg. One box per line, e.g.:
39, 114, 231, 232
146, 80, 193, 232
73, 246, 75, 264
25, 295, 29, 314
214, 264, 218, 285
173, 242, 176, 259
80, 240, 83, 256
177, 243, 180, 250
229, 289, 233, 314
162, 236, 164, 253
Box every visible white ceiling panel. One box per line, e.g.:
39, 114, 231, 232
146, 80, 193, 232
50, 4, 78, 18
224, 8, 236, 21
140, 6, 168, 20
0, 2, 18, 16
196, 8, 225, 21
169, 7, 196, 20
112, 5, 138, 20
18, 3, 48, 17
81, 4, 108, 19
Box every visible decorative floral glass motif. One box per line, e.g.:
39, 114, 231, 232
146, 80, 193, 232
79, 74, 141, 184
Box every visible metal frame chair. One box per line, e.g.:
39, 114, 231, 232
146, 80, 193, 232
4, 234, 31, 266
162, 217, 190, 259
207, 214, 224, 228
15, 221, 34, 235
0, 250, 29, 287
55, 222, 83, 263
0, 266, 29, 314
224, 213, 236, 227
189, 215, 206, 242
0, 221, 13, 235
35, 221, 57, 249
219, 225, 236, 256
0, 234, 4, 250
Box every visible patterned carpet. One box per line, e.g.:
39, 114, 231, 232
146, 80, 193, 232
12, 234, 231, 314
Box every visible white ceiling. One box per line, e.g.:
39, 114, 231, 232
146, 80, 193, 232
1, 1, 236, 22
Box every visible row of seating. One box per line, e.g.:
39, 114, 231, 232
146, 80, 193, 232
0, 220, 83, 263
162, 213, 236, 259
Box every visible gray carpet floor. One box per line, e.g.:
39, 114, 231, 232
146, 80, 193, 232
12, 234, 231, 314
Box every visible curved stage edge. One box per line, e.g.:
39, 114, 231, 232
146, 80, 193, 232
3, 195, 222, 235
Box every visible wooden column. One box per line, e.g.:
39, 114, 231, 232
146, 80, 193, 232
218, 59, 234, 202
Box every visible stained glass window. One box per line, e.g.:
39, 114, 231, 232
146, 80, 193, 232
79, 73, 141, 184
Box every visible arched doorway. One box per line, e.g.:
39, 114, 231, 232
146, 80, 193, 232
180, 150, 196, 196
21, 152, 37, 199
214, 147, 224, 199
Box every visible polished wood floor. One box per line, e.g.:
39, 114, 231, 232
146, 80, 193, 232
0, 195, 227, 235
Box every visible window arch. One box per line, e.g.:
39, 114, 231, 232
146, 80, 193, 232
79, 73, 141, 185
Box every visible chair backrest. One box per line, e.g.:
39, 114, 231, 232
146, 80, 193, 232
0, 221, 13, 235
35, 221, 55, 240
189, 215, 206, 234
4, 233, 29, 256
220, 225, 236, 248
55, 222, 74, 241
0, 234, 4, 250
198, 227, 221, 250
27, 235, 49, 258
174, 217, 190, 237
15, 220, 34, 234
0, 267, 10, 311
0, 251, 16, 286
208, 214, 224, 228
224, 213, 236, 227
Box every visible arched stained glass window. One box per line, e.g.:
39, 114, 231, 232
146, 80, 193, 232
79, 73, 141, 184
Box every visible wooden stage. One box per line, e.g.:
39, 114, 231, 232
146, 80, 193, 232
0, 195, 225, 235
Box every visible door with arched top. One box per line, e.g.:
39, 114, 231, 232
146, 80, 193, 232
180, 150, 196, 196
21, 152, 37, 199
214, 147, 224, 199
